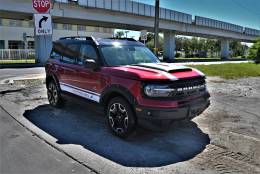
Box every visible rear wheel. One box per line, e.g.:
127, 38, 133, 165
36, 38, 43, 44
106, 97, 136, 138
47, 80, 64, 108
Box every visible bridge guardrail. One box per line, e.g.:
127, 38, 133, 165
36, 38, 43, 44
55, 0, 260, 37
244, 27, 260, 36
57, 0, 192, 24
195, 16, 244, 33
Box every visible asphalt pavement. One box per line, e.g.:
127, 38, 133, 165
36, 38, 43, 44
0, 67, 45, 80
1, 63, 259, 174
0, 106, 94, 174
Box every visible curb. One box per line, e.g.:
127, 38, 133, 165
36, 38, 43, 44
1, 74, 45, 85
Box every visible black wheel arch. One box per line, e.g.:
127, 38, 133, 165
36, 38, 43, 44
100, 85, 138, 110
46, 74, 61, 91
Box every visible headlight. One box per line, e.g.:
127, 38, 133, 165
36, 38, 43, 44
144, 83, 206, 98
144, 85, 175, 97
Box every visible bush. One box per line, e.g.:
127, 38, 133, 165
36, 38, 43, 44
175, 52, 181, 58
248, 38, 260, 64
256, 48, 260, 64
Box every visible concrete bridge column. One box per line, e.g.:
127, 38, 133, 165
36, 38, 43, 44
163, 31, 176, 61
221, 39, 230, 59
4, 40, 8, 49
34, 35, 52, 65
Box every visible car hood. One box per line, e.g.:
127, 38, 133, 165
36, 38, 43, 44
104, 63, 205, 81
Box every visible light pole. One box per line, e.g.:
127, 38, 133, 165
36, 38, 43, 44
154, 0, 160, 56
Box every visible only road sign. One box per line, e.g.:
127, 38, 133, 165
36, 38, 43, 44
140, 30, 147, 41
34, 14, 52, 36
32, 0, 51, 13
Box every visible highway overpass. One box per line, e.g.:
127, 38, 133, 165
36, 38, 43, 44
0, 0, 259, 63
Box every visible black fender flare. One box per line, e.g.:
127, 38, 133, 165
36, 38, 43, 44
46, 74, 61, 91
100, 84, 138, 108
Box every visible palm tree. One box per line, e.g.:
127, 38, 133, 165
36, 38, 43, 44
115, 31, 125, 38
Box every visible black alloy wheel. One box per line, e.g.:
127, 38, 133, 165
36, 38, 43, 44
47, 80, 64, 108
107, 97, 136, 138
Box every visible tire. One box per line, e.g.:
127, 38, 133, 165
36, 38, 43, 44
47, 80, 64, 108
106, 97, 136, 138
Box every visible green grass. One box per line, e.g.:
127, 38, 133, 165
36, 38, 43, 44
176, 57, 247, 60
176, 57, 221, 60
0, 59, 36, 64
190, 63, 260, 79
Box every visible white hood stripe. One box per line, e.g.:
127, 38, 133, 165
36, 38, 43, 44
127, 65, 178, 81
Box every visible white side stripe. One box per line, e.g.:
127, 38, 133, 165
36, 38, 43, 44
60, 82, 100, 96
60, 84, 100, 103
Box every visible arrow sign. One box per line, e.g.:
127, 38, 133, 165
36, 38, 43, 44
39, 16, 48, 28
34, 14, 52, 36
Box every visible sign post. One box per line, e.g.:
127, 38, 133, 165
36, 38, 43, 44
140, 30, 147, 45
32, 0, 52, 65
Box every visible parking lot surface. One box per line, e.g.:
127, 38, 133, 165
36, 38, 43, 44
0, 76, 260, 174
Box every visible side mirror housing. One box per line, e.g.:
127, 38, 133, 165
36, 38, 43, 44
84, 59, 99, 70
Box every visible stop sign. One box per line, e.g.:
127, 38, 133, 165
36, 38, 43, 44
32, 0, 51, 13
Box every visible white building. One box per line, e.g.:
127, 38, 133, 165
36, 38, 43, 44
0, 18, 114, 49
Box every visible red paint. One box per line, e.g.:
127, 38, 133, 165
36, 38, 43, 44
107, 66, 201, 81
46, 58, 208, 109
32, 0, 51, 13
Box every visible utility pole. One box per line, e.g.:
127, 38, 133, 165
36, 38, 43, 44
154, 0, 160, 56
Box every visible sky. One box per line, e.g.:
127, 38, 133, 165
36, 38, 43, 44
115, 0, 260, 40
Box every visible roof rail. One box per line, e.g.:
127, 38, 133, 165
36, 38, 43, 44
108, 38, 138, 42
59, 36, 94, 41
59, 36, 99, 45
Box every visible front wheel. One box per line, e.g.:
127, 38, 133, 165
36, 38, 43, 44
106, 97, 136, 138
47, 80, 64, 108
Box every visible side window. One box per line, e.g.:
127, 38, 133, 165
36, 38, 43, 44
77, 44, 98, 65
50, 42, 62, 60
62, 44, 80, 64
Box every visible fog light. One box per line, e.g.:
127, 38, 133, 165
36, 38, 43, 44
136, 107, 142, 112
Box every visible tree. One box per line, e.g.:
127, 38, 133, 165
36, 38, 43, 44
230, 41, 248, 58
115, 31, 125, 38
145, 34, 163, 52
248, 38, 260, 63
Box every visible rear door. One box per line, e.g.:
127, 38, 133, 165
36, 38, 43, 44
58, 43, 80, 88
47, 42, 63, 78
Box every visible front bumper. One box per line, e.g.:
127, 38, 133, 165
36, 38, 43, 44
136, 98, 210, 120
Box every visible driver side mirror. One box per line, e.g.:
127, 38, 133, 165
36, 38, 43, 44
83, 59, 99, 70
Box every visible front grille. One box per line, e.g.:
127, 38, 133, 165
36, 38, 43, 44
168, 77, 205, 89
168, 77, 206, 98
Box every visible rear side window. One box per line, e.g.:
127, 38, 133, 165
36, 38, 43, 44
62, 44, 80, 64
50, 42, 63, 60
77, 44, 98, 65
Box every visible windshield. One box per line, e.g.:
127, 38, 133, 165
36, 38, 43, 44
100, 45, 160, 66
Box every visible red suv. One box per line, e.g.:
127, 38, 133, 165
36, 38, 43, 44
45, 36, 210, 138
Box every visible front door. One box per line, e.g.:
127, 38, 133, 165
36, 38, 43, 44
74, 44, 102, 103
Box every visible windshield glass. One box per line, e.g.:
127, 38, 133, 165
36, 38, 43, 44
100, 45, 160, 66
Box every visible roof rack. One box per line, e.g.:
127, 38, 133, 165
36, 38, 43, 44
59, 36, 92, 40
59, 36, 99, 45
108, 38, 138, 42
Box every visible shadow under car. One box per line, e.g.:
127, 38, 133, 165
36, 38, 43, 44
23, 101, 210, 167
